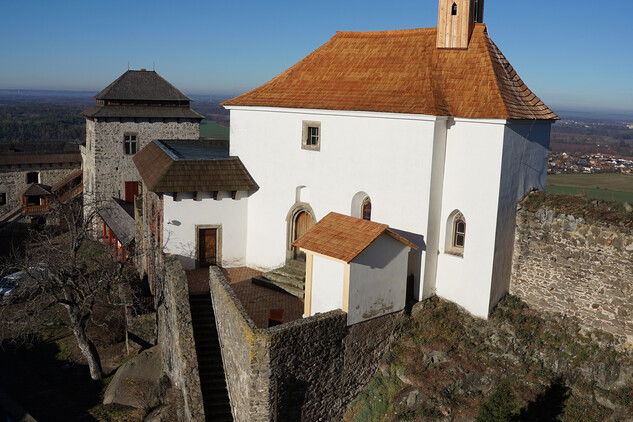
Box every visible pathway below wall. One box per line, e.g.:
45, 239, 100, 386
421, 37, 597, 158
221, 267, 304, 329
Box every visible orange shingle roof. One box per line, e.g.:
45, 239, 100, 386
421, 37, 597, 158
223, 25, 558, 120
292, 212, 417, 263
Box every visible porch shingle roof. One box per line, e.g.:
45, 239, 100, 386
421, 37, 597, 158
292, 212, 417, 263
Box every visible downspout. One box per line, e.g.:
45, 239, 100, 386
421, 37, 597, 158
421, 116, 449, 299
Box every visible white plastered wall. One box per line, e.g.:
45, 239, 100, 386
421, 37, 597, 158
227, 106, 436, 293
434, 118, 506, 318
162, 190, 249, 269
348, 233, 410, 325
311, 254, 345, 315
488, 121, 552, 312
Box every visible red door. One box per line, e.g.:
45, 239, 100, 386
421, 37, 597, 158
125, 181, 139, 203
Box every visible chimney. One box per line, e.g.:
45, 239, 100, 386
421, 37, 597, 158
436, 0, 484, 49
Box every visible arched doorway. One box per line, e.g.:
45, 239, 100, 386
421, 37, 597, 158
286, 202, 316, 262
293, 211, 314, 260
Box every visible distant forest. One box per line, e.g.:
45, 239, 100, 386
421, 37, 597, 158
0, 92, 230, 143
0, 103, 87, 143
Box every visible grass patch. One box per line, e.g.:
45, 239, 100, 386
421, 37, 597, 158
200, 120, 229, 139
547, 173, 633, 193
546, 185, 633, 204
345, 371, 402, 422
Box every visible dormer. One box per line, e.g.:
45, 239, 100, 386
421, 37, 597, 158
437, 0, 484, 49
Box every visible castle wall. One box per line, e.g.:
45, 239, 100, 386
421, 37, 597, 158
0, 164, 80, 216
209, 266, 402, 421
511, 207, 633, 342
157, 255, 205, 422
84, 120, 198, 205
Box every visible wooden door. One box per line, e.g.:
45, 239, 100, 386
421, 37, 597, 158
125, 181, 139, 203
293, 212, 313, 260
198, 228, 217, 267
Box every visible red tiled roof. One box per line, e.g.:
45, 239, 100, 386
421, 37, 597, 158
292, 212, 417, 263
223, 25, 558, 120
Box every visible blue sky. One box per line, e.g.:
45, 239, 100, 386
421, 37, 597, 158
1, 0, 632, 114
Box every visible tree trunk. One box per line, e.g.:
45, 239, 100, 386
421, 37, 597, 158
67, 307, 103, 381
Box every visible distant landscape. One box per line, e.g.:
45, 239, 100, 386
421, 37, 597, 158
1, 90, 633, 202
0, 90, 231, 143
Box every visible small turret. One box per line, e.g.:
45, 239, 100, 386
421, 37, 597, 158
437, 0, 484, 49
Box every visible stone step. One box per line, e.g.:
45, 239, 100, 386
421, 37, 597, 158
269, 265, 306, 280
261, 272, 305, 290
252, 277, 305, 299
187, 294, 232, 422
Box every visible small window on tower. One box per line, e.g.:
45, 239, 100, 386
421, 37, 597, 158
26, 172, 39, 184
0, 193, 6, 206
451, 2, 457, 15
124, 133, 138, 155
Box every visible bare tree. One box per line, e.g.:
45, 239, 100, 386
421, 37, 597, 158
0, 196, 135, 381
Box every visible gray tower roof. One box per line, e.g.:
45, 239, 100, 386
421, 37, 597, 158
83, 69, 203, 120
95, 70, 192, 102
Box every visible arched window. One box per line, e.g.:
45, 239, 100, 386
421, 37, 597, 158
361, 197, 371, 221
451, 2, 457, 15
454, 218, 466, 248
446, 210, 466, 257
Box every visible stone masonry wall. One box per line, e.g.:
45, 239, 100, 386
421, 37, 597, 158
157, 255, 205, 421
0, 165, 80, 216
209, 266, 403, 422
511, 207, 633, 342
84, 120, 198, 205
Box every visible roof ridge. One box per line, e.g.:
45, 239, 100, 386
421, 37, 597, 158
335, 27, 435, 37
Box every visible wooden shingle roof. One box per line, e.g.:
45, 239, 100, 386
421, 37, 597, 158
133, 140, 259, 193
95, 70, 192, 102
223, 25, 558, 120
99, 199, 135, 247
20, 183, 52, 197
292, 212, 417, 263
82, 105, 203, 120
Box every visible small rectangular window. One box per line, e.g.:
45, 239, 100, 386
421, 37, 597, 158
307, 127, 319, 146
0, 193, 6, 206
124, 134, 138, 155
301, 121, 321, 151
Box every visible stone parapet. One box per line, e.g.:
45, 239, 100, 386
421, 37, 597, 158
511, 207, 633, 342
157, 255, 205, 421
209, 266, 402, 421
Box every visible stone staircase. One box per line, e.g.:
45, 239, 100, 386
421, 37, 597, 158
189, 294, 233, 422
252, 260, 306, 298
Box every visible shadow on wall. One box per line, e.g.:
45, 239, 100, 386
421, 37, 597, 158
389, 228, 425, 277
354, 237, 406, 270
276, 376, 308, 421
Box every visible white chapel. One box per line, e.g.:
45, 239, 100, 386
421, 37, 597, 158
133, 0, 558, 319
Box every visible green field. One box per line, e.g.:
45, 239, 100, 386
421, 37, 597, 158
546, 173, 633, 203
200, 120, 229, 140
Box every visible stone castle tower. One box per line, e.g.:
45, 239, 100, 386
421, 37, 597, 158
81, 70, 203, 206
